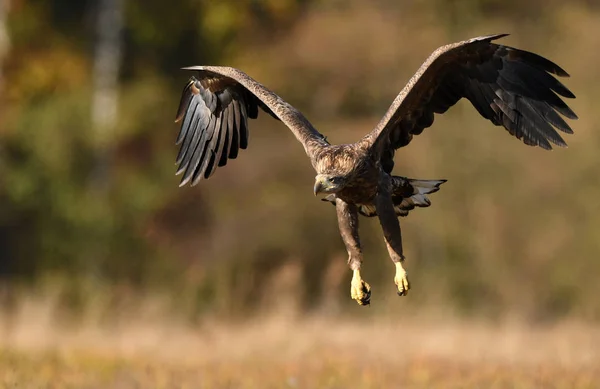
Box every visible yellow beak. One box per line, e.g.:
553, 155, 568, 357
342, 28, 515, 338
313, 175, 332, 196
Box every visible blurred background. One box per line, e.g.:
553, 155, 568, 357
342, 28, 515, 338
1, 0, 600, 387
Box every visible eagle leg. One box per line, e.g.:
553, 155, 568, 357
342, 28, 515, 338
335, 197, 371, 306
375, 178, 411, 297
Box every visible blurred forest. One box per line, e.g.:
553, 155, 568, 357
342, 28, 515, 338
1, 0, 599, 324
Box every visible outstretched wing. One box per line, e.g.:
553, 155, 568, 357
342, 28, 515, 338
174, 66, 329, 186
364, 34, 577, 173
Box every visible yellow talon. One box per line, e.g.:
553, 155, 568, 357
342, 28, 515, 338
394, 262, 410, 296
350, 269, 371, 306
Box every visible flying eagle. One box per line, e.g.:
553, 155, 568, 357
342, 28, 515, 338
173, 34, 576, 306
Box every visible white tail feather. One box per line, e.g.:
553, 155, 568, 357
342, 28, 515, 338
321, 177, 446, 218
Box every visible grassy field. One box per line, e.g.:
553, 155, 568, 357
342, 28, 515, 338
1, 315, 599, 388
1, 351, 597, 389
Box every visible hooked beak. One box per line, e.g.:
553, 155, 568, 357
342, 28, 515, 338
314, 181, 325, 196
313, 175, 331, 196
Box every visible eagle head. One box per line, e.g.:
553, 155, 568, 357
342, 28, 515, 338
313, 173, 349, 196
313, 149, 357, 196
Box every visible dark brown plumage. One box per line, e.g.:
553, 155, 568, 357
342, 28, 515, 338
173, 34, 576, 306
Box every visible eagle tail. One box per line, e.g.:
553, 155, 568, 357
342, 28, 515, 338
389, 178, 446, 217
321, 177, 446, 217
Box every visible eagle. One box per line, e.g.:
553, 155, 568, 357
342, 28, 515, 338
173, 34, 576, 306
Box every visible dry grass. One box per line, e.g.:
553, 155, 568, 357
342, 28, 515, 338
1, 307, 599, 388
2, 351, 597, 388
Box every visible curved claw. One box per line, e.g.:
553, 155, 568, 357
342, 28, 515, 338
394, 262, 410, 296
350, 270, 371, 306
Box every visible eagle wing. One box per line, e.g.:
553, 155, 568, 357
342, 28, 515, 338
174, 66, 329, 186
364, 34, 577, 173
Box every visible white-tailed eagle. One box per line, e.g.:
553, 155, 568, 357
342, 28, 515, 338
173, 34, 576, 305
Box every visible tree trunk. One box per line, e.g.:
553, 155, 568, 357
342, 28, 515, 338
91, 0, 123, 191
0, 0, 9, 124
88, 0, 124, 275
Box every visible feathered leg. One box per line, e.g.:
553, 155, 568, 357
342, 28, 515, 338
336, 197, 371, 306
375, 177, 411, 296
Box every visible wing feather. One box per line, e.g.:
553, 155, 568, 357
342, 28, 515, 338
191, 115, 221, 185
219, 104, 234, 166
173, 66, 329, 186
211, 113, 229, 175
176, 93, 199, 145
229, 99, 241, 159
180, 114, 214, 182
176, 102, 206, 168
365, 34, 577, 173
239, 98, 249, 150
202, 124, 223, 179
